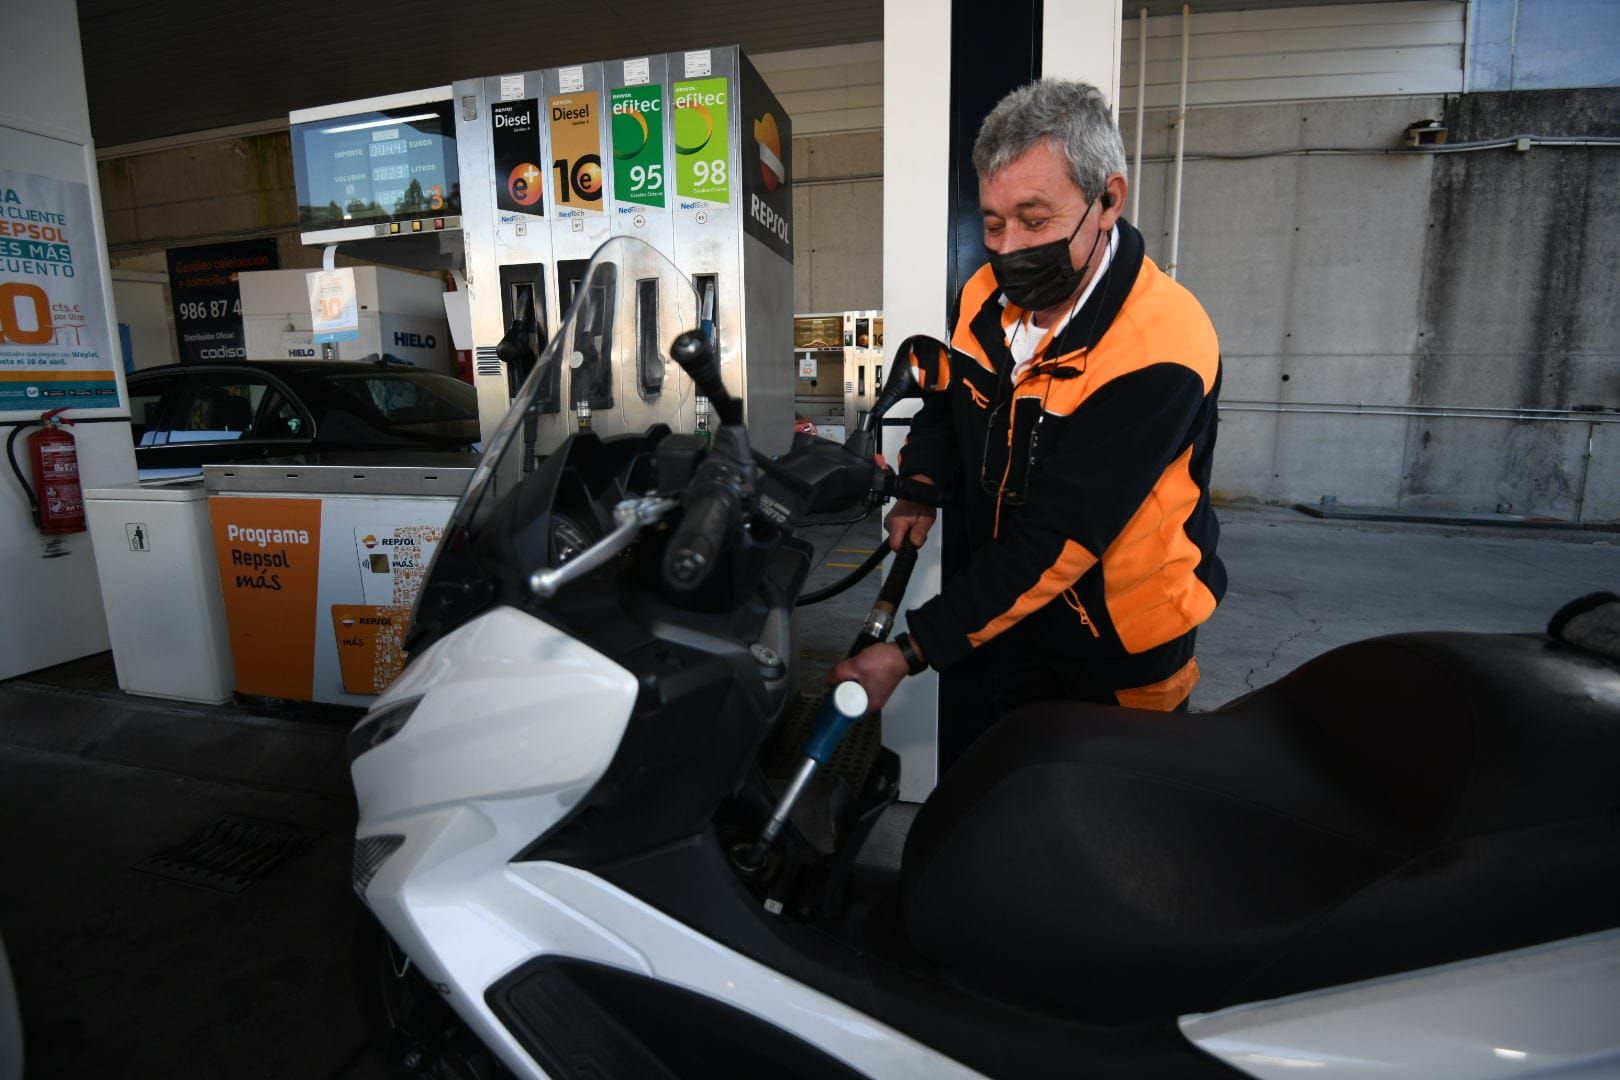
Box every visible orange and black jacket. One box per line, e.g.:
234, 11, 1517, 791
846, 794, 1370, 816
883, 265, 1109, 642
899, 221, 1225, 705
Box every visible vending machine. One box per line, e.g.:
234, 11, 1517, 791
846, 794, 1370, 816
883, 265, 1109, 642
454, 45, 796, 455
842, 310, 884, 431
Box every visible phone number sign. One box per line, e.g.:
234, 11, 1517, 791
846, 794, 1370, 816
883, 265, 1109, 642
166, 238, 278, 364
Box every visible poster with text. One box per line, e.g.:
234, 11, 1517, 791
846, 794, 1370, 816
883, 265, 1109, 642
548, 93, 604, 216
492, 99, 544, 215
209, 496, 323, 700
166, 238, 278, 364
610, 84, 666, 209
332, 604, 413, 694
0, 169, 120, 418
353, 524, 442, 606
673, 78, 730, 205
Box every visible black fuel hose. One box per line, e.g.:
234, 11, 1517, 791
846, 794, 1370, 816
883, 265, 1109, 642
796, 543, 889, 607
5, 422, 39, 524
848, 542, 918, 655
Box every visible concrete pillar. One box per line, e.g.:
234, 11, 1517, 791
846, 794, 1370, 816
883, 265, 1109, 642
880, 0, 1123, 800
881, 0, 955, 800
1043, 0, 1124, 111
0, 0, 137, 679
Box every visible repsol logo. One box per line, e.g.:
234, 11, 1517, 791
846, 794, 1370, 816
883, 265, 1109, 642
378, 537, 414, 546
552, 104, 591, 121
494, 112, 532, 130
230, 548, 291, 570
227, 524, 311, 548
359, 616, 394, 625
394, 331, 436, 349
199, 346, 246, 359
750, 194, 789, 244
611, 99, 660, 115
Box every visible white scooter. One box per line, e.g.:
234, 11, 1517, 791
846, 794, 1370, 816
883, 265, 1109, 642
349, 236, 1620, 1080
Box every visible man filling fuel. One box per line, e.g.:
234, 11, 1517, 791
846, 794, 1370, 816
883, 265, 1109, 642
832, 78, 1225, 719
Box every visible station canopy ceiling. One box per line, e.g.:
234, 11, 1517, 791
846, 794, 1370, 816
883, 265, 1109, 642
79, 0, 1413, 149
78, 0, 885, 147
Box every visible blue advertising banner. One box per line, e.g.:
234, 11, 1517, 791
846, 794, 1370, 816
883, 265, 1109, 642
0, 169, 121, 417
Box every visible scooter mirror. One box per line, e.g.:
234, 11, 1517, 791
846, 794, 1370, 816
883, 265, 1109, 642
862, 334, 956, 436
894, 334, 954, 394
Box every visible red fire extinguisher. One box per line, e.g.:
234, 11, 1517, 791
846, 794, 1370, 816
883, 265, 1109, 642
18, 407, 87, 535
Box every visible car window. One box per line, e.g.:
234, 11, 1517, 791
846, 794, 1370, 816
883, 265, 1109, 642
166, 374, 273, 444
326, 371, 476, 425
127, 375, 180, 447
252, 387, 310, 440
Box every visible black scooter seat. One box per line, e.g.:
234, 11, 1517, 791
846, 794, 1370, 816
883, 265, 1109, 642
900, 632, 1620, 1022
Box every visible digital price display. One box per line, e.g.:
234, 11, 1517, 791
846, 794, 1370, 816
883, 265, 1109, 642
291, 100, 460, 237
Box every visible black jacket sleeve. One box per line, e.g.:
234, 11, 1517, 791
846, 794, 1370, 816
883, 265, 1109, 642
895, 391, 958, 488
905, 363, 1209, 669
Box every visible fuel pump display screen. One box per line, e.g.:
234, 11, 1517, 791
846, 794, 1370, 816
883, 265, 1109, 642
292, 101, 460, 233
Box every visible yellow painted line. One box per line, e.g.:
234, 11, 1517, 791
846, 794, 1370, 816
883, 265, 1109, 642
837, 548, 876, 554
825, 562, 865, 569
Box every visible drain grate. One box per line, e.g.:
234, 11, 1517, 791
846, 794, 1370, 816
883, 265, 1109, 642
133, 815, 320, 894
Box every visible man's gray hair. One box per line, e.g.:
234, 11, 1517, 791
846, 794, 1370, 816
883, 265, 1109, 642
972, 79, 1127, 200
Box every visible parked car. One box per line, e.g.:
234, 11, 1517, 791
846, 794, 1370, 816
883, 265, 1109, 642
125, 361, 480, 479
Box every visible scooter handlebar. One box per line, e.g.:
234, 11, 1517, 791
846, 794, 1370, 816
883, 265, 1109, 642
662, 483, 741, 591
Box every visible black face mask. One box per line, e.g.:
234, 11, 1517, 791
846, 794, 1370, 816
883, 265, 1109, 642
987, 201, 1101, 312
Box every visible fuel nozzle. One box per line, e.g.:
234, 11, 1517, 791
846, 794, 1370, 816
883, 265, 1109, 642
737, 681, 870, 874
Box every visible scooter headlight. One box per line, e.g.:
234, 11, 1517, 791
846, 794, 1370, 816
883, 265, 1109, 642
347, 696, 423, 763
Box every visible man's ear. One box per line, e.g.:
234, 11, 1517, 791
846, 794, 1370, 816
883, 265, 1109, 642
1100, 173, 1129, 228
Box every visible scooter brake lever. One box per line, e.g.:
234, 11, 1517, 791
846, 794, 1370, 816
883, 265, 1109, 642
528, 496, 677, 599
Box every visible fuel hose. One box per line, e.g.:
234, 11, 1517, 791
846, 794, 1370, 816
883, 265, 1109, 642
796, 543, 889, 607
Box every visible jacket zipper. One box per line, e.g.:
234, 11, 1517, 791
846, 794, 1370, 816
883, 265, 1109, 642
1063, 587, 1102, 639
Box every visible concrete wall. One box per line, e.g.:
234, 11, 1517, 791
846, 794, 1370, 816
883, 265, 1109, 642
1127, 87, 1620, 522
792, 131, 883, 313
1408, 88, 1620, 521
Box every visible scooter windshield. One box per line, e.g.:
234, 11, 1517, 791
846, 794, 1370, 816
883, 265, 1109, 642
450, 236, 699, 540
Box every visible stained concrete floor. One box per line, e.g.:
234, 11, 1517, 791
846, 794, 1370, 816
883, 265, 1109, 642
1192, 505, 1618, 709
0, 503, 1613, 1077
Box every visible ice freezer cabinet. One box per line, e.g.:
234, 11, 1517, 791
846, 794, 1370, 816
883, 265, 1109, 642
204, 456, 474, 706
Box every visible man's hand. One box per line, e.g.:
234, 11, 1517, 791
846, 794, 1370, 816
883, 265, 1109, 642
829, 643, 910, 712
884, 473, 937, 551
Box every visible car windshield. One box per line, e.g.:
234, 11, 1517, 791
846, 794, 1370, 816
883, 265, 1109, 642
448, 236, 699, 538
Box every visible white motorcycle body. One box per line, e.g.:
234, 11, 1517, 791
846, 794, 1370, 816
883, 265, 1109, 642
353, 604, 1620, 1080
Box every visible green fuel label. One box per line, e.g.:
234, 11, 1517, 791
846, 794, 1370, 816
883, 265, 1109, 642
673, 77, 729, 205
610, 84, 665, 209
